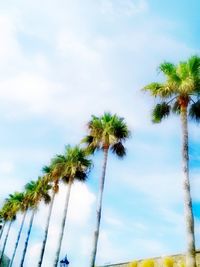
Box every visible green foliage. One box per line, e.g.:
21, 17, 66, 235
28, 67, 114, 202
172, 100, 181, 114
82, 112, 130, 157
143, 82, 163, 96
50, 145, 92, 184
152, 102, 171, 123
144, 55, 200, 120
25, 177, 52, 207
141, 259, 154, 267
163, 257, 174, 267
189, 100, 200, 122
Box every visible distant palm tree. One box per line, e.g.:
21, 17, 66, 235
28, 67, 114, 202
37, 165, 60, 267
52, 145, 92, 267
82, 112, 130, 267
9, 192, 29, 267
0, 213, 6, 242
143, 55, 200, 267
0, 196, 17, 264
20, 177, 51, 267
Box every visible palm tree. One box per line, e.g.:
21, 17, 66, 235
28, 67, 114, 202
20, 177, 51, 267
52, 145, 92, 267
143, 55, 200, 267
0, 213, 6, 242
82, 112, 130, 267
37, 165, 60, 267
9, 192, 29, 267
0, 197, 17, 264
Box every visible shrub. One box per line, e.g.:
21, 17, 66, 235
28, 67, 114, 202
141, 259, 154, 267
128, 261, 138, 267
163, 257, 174, 267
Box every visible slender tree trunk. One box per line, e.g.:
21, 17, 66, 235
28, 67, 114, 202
38, 191, 56, 267
53, 182, 72, 267
0, 221, 6, 242
90, 147, 109, 267
9, 210, 27, 267
181, 107, 196, 267
20, 210, 35, 267
0, 220, 12, 264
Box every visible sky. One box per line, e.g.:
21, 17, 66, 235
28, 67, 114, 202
0, 0, 200, 266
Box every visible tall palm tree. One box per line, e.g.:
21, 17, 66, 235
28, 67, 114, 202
9, 192, 29, 267
37, 165, 60, 267
143, 55, 200, 267
52, 145, 92, 267
0, 197, 17, 264
20, 177, 51, 267
82, 112, 130, 267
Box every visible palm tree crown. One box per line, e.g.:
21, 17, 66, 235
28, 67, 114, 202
144, 55, 200, 122
82, 112, 130, 156
50, 145, 92, 183
25, 177, 51, 208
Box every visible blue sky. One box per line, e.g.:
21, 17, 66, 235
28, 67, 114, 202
0, 0, 200, 266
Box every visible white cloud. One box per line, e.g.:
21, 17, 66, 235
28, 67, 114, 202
100, 0, 148, 17
0, 15, 21, 63
57, 31, 100, 63
0, 161, 14, 174
0, 73, 63, 116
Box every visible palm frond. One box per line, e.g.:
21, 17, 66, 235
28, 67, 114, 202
172, 100, 181, 114
81, 135, 94, 145
111, 142, 126, 158
143, 82, 163, 96
189, 100, 200, 122
42, 165, 52, 174
188, 55, 200, 77
159, 62, 176, 76
152, 102, 171, 123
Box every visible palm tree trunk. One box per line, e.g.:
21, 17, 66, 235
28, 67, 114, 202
0, 220, 12, 264
53, 182, 72, 267
90, 147, 109, 267
181, 107, 196, 267
9, 210, 27, 267
0, 221, 6, 242
20, 210, 35, 267
38, 191, 56, 267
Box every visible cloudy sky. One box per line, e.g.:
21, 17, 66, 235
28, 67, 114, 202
0, 0, 200, 266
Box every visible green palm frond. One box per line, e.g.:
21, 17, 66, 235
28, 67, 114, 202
159, 62, 181, 86
159, 62, 176, 76
42, 165, 52, 174
172, 100, 181, 114
143, 82, 163, 96
152, 102, 171, 123
189, 100, 200, 122
112, 115, 130, 140
188, 55, 200, 77
144, 82, 175, 98
177, 62, 188, 80
111, 142, 126, 158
